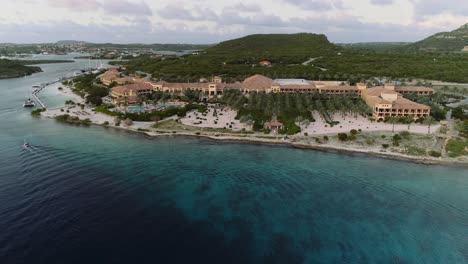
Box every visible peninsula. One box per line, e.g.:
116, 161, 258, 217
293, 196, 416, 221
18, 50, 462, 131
0, 59, 74, 79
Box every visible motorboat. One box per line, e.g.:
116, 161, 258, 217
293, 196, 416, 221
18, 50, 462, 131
23, 98, 36, 107
23, 140, 31, 149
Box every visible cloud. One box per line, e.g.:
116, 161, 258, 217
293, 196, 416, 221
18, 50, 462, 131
370, 0, 394, 5
412, 0, 468, 19
48, 0, 100, 10
281, 0, 344, 10
48, 0, 152, 16
158, 5, 218, 21
105, 1, 152, 16
231, 3, 262, 12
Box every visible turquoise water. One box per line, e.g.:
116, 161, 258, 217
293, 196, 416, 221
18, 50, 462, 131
127, 106, 145, 112
0, 55, 467, 263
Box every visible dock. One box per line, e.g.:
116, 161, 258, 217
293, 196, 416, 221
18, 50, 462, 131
31, 69, 99, 109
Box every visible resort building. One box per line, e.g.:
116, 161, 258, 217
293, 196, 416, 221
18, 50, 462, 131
100, 69, 133, 86
107, 72, 434, 120
361, 85, 431, 121
111, 82, 154, 104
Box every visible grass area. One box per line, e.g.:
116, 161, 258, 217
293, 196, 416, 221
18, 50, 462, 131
95, 105, 120, 117
446, 138, 468, 158
403, 145, 427, 156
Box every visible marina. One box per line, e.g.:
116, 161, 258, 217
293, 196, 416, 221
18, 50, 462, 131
28, 67, 107, 109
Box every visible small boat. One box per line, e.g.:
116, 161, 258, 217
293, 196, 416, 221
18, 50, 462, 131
23, 98, 36, 107
23, 140, 31, 149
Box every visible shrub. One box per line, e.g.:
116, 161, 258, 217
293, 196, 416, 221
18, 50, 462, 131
393, 134, 402, 141
304, 132, 308, 136
399, 131, 411, 140
323, 136, 329, 141
366, 139, 375, 145
349, 134, 357, 141
123, 118, 133, 127
103, 121, 109, 127
393, 141, 400, 147
382, 144, 390, 149
350, 129, 358, 135
429, 151, 442, 158
381, 135, 386, 139
338, 133, 348, 141
31, 109, 45, 116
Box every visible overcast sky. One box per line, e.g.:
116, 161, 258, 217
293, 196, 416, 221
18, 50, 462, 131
0, 0, 467, 44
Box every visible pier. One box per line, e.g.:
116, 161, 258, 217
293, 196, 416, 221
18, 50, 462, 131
31, 69, 98, 109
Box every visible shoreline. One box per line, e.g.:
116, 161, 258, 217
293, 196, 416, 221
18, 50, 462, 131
40, 114, 468, 166
74, 121, 467, 167
40, 86, 467, 167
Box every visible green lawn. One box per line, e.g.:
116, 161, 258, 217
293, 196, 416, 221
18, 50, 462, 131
446, 138, 468, 158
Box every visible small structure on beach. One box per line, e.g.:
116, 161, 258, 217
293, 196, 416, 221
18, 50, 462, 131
264, 121, 284, 132
259, 60, 272, 67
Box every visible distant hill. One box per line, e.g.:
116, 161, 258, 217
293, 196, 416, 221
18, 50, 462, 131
204, 33, 339, 63
83, 43, 211, 51
56, 40, 89, 45
338, 42, 410, 52
402, 24, 468, 52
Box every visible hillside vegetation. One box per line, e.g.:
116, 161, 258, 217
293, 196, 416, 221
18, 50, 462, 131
0, 59, 42, 79
204, 33, 338, 63
116, 30, 468, 83
402, 24, 468, 52
0, 59, 73, 79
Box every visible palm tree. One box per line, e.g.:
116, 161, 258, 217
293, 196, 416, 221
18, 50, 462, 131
404, 116, 413, 131
388, 117, 398, 132
423, 116, 434, 134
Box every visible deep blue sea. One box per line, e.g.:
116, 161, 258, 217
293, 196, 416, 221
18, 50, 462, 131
0, 55, 467, 264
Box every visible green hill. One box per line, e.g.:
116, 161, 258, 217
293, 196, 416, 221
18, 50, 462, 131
403, 24, 468, 52
204, 33, 339, 63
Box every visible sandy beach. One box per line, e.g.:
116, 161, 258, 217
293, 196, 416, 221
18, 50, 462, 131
303, 111, 440, 135
180, 106, 248, 131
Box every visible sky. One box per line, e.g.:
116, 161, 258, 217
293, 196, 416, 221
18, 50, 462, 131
0, 0, 467, 44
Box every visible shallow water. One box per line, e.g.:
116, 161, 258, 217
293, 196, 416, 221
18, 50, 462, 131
0, 56, 467, 263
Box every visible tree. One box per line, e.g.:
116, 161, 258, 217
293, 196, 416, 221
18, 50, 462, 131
86, 95, 103, 106
387, 117, 398, 133
295, 116, 304, 124
423, 116, 434, 134
123, 118, 133, 127
404, 116, 413, 130
338, 133, 348, 141
301, 119, 311, 128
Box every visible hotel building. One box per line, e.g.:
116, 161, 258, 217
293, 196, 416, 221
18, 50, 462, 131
106, 71, 434, 120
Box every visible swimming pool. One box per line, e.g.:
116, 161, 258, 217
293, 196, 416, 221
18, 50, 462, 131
127, 106, 145, 112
